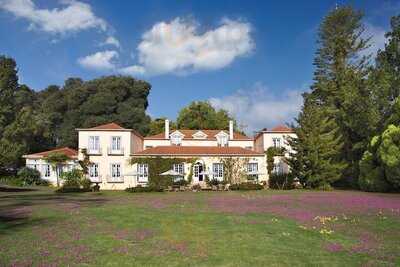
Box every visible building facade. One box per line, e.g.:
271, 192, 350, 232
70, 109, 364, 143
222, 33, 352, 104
23, 121, 296, 190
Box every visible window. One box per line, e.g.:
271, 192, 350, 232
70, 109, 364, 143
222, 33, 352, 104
216, 133, 229, 147
43, 164, 51, 178
193, 164, 200, 178
89, 136, 100, 151
137, 164, 149, 183
145, 146, 153, 149
111, 136, 121, 150
173, 163, 184, 175
213, 163, 224, 180
247, 163, 258, 180
272, 163, 283, 174
110, 163, 122, 180
171, 134, 182, 145
272, 137, 281, 148
192, 131, 207, 139
89, 163, 99, 178
245, 146, 253, 150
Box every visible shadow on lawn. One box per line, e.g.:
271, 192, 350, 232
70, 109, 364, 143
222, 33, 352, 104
0, 190, 109, 235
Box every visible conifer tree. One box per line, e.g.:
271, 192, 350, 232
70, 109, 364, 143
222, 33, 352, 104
287, 94, 347, 188
308, 6, 377, 186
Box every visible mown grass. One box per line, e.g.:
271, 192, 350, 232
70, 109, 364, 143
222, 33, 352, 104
0, 188, 399, 266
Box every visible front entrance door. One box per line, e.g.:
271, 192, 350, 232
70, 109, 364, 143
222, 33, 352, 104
194, 163, 204, 182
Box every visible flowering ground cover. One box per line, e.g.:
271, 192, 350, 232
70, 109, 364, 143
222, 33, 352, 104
0, 188, 399, 266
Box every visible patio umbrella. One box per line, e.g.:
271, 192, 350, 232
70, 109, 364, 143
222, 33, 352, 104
160, 170, 183, 176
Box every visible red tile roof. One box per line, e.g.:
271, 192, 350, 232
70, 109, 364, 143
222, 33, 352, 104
89, 122, 125, 130
75, 123, 143, 138
145, 130, 252, 140
23, 147, 78, 159
133, 146, 264, 156
261, 125, 294, 133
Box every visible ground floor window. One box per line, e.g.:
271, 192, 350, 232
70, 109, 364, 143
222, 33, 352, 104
213, 163, 224, 180
247, 162, 258, 180
172, 163, 184, 175
137, 163, 149, 183
272, 163, 283, 174
110, 163, 122, 182
43, 164, 51, 178
89, 163, 99, 178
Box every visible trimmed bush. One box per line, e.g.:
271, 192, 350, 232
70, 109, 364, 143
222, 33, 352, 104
125, 185, 164, 193
0, 176, 24, 187
17, 167, 47, 186
269, 173, 294, 190
58, 169, 92, 193
229, 182, 263, 191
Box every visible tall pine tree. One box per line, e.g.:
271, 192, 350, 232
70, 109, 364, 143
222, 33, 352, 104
309, 6, 377, 187
287, 94, 346, 188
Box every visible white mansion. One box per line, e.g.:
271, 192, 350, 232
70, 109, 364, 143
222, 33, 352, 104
23, 120, 295, 190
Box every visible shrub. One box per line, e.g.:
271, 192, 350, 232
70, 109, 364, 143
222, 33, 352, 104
0, 176, 24, 187
229, 182, 263, 190
125, 185, 164, 193
17, 167, 46, 186
80, 178, 92, 190
173, 179, 188, 186
208, 178, 225, 186
269, 173, 294, 190
56, 187, 90, 193
191, 184, 201, 191
58, 169, 92, 193
61, 169, 83, 188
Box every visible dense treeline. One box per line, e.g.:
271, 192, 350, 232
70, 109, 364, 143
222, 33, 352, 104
0, 63, 152, 169
288, 7, 400, 192
0, 57, 235, 171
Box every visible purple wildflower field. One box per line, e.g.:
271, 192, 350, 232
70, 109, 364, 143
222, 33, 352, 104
0, 189, 399, 266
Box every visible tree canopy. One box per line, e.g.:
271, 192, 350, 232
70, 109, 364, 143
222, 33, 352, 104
176, 101, 236, 130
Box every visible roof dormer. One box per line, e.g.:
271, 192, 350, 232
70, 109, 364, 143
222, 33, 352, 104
192, 131, 208, 139
215, 131, 229, 147
170, 130, 185, 146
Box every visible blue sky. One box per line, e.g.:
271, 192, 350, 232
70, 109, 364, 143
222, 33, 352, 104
0, 0, 398, 134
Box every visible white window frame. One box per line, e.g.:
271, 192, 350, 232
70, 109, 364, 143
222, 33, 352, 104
170, 132, 183, 146
110, 163, 122, 182
89, 136, 100, 151
247, 162, 258, 180
137, 163, 149, 183
272, 137, 282, 148
89, 163, 99, 178
213, 163, 224, 180
272, 163, 283, 174
111, 136, 121, 151
44, 164, 51, 178
173, 163, 184, 175
216, 132, 229, 147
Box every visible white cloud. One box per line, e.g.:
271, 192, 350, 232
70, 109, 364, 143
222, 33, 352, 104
102, 36, 120, 48
77, 50, 118, 70
0, 0, 107, 35
209, 83, 304, 134
122, 17, 254, 76
360, 23, 387, 58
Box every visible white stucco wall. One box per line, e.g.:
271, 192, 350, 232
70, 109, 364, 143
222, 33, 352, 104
25, 158, 78, 185
143, 139, 254, 148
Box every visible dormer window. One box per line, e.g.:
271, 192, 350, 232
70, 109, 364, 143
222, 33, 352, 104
170, 131, 184, 146
192, 131, 208, 139
215, 131, 229, 147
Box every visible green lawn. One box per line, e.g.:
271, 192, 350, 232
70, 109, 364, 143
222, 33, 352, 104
0, 188, 399, 266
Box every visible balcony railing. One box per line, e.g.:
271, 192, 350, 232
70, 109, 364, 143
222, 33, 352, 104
87, 147, 102, 155
106, 175, 124, 183
107, 147, 125, 155
89, 175, 102, 183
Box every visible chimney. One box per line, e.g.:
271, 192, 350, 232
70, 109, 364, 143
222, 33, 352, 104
165, 119, 170, 139
229, 120, 234, 140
